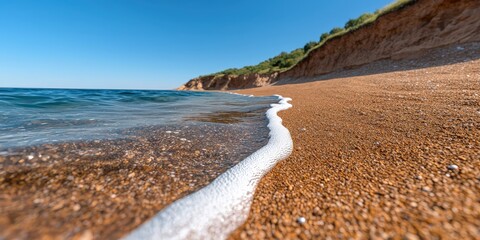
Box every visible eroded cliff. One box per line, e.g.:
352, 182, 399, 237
179, 0, 480, 90
178, 73, 278, 91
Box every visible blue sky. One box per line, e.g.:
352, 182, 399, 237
0, 0, 392, 90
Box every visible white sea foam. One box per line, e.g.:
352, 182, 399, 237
226, 91, 255, 97
124, 95, 293, 240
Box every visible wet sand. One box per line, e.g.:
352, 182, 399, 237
0, 115, 270, 239
232, 43, 480, 239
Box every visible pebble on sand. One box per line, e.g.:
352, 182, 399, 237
73, 204, 81, 212
447, 164, 459, 170
297, 217, 306, 225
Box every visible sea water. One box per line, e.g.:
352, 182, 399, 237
0, 88, 276, 149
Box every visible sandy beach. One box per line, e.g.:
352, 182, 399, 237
231, 43, 480, 239
1, 0, 479, 239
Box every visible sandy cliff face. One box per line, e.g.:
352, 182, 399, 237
280, 0, 480, 81
178, 73, 278, 91
179, 0, 480, 90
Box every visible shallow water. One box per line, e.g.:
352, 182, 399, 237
0, 88, 276, 149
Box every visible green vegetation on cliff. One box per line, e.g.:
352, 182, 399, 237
207, 0, 415, 77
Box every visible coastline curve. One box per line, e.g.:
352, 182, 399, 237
124, 94, 293, 240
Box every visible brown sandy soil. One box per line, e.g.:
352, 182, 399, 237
231, 43, 480, 239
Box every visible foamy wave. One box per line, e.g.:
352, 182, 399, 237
124, 95, 293, 240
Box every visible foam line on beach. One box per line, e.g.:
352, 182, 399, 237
227, 92, 255, 97
124, 95, 293, 240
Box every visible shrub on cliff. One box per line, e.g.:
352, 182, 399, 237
303, 41, 318, 53
329, 27, 344, 35
264, 49, 304, 71
319, 33, 329, 42
345, 13, 375, 29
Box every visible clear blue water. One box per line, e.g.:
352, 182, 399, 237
0, 88, 276, 149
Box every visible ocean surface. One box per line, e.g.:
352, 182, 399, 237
0, 88, 276, 149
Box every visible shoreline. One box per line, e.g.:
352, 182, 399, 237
124, 96, 293, 239
230, 42, 480, 239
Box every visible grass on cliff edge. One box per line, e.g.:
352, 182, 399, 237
204, 0, 416, 78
